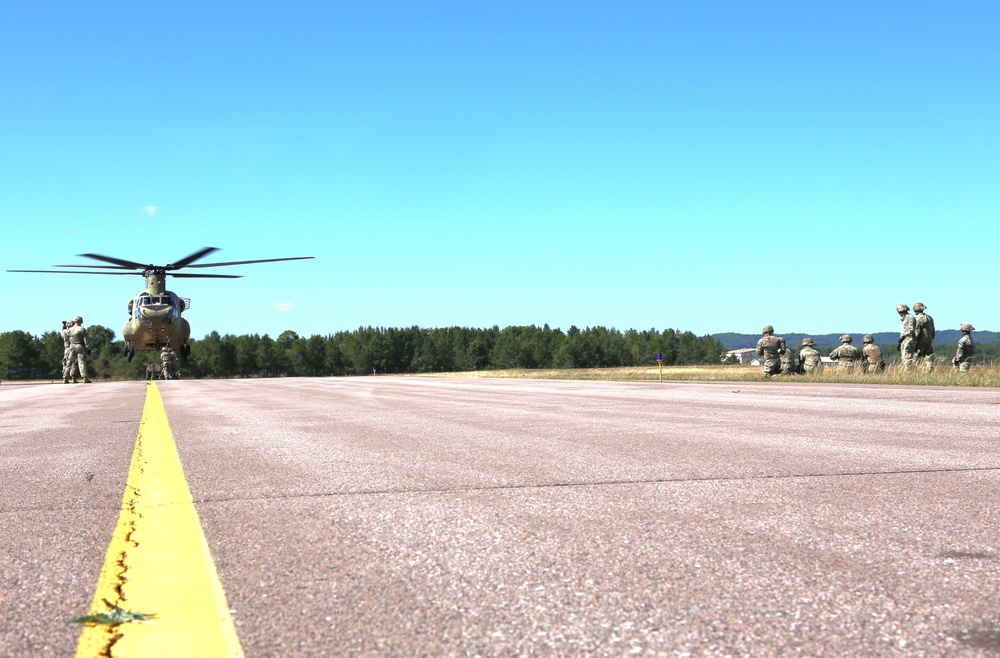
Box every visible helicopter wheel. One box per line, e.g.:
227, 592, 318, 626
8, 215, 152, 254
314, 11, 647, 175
124, 345, 135, 362
182, 343, 191, 360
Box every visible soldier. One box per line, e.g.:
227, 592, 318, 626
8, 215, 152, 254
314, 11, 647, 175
861, 334, 885, 373
799, 337, 823, 374
913, 302, 936, 372
897, 304, 917, 370
65, 316, 91, 383
61, 320, 79, 383
160, 347, 179, 380
780, 344, 798, 375
829, 334, 862, 371
755, 325, 786, 378
954, 323, 975, 372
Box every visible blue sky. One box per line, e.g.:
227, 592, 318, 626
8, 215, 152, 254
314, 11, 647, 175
2, 2, 997, 342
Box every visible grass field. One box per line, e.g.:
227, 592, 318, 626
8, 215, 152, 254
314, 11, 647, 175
432, 364, 1000, 387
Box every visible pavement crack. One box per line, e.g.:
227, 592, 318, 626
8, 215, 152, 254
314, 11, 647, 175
192, 464, 1000, 504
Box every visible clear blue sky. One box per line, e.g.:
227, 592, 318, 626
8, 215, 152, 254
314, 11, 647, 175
2, 2, 997, 341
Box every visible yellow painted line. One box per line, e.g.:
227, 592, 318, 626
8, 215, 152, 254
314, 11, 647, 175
77, 382, 243, 658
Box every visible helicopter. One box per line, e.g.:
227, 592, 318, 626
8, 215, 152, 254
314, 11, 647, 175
8, 247, 313, 361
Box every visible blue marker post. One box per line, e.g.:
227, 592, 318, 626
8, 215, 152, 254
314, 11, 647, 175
656, 353, 663, 382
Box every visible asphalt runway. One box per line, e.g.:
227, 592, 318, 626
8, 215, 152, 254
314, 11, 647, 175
2, 377, 999, 657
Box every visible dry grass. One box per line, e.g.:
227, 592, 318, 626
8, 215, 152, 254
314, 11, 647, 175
429, 364, 1000, 387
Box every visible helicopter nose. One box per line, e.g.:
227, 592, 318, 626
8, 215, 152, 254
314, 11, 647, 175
141, 305, 171, 320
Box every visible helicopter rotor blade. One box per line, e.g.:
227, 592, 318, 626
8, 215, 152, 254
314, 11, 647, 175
186, 256, 315, 269
53, 263, 138, 269
170, 273, 243, 278
75, 253, 149, 270
6, 269, 139, 275
168, 247, 222, 270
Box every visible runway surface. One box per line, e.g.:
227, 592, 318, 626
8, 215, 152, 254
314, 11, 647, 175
2, 377, 999, 657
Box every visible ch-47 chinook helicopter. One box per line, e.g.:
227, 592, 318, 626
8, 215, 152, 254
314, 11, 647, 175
8, 247, 313, 362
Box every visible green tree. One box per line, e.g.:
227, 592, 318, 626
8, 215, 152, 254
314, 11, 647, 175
37, 331, 67, 379
233, 334, 260, 377
85, 325, 117, 380
0, 331, 41, 380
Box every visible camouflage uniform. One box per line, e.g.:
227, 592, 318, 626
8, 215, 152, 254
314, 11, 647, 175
897, 304, 917, 370
913, 302, 935, 372
829, 335, 862, 371
755, 325, 786, 378
954, 323, 975, 373
780, 346, 798, 375
65, 317, 90, 383
861, 335, 885, 373
61, 321, 79, 382
799, 338, 822, 374
160, 348, 179, 380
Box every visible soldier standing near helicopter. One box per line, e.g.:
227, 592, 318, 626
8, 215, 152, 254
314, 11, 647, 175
160, 347, 180, 380
65, 316, 91, 384
61, 320, 79, 383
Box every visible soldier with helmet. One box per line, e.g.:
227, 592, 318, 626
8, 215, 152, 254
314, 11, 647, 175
799, 337, 823, 374
861, 334, 886, 373
65, 316, 91, 383
160, 347, 180, 380
780, 344, 798, 376
60, 320, 80, 383
829, 334, 862, 371
896, 304, 917, 370
755, 325, 786, 378
913, 302, 936, 372
954, 323, 976, 372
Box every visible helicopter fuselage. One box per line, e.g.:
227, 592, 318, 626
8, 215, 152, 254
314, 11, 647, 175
123, 289, 191, 352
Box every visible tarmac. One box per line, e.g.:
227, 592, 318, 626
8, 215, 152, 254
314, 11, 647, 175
1, 376, 998, 657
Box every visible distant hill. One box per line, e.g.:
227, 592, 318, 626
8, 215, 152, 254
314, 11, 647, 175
713, 330, 998, 350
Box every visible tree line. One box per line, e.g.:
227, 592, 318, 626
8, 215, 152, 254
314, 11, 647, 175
0, 325, 726, 381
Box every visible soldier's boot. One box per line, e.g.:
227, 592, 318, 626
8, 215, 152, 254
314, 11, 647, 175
72, 376, 79, 384
63, 377, 70, 384
84, 378, 93, 383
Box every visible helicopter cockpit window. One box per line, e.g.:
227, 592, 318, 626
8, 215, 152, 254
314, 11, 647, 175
133, 293, 180, 317
137, 295, 172, 306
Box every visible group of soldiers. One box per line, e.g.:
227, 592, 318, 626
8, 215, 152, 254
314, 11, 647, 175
147, 347, 181, 380
755, 302, 977, 377
59, 317, 181, 382
61, 316, 91, 383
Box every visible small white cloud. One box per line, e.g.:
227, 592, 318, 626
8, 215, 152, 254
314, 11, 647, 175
143, 205, 160, 217
274, 302, 295, 312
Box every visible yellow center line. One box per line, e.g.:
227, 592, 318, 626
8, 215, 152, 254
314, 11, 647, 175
77, 382, 243, 658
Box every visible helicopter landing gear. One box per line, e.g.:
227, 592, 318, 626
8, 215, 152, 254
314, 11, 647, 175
124, 345, 135, 362
181, 343, 191, 360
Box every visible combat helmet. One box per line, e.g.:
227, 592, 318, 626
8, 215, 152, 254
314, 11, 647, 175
840, 334, 853, 343
913, 302, 926, 312
762, 324, 774, 334
74, 316, 83, 323
961, 322, 975, 332
896, 304, 910, 313
863, 334, 874, 343
801, 337, 815, 347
